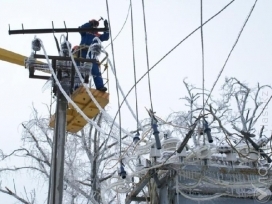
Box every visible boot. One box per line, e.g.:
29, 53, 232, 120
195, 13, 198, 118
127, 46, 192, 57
98, 87, 107, 92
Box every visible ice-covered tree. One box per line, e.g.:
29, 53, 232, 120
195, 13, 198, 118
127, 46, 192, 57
0, 78, 272, 203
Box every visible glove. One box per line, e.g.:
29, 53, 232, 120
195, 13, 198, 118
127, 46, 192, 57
104, 19, 108, 29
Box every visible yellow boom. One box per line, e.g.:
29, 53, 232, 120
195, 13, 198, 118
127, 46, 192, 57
0, 48, 27, 66
0, 47, 110, 133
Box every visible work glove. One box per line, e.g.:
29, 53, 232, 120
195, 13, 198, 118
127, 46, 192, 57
104, 19, 108, 29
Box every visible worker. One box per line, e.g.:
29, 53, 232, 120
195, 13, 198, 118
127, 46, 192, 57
78, 19, 109, 92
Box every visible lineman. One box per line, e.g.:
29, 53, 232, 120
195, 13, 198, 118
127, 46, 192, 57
77, 19, 109, 92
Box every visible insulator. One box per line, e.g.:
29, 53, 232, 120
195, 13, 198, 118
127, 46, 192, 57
90, 43, 101, 56
32, 39, 41, 51
218, 145, 231, 153
204, 121, 213, 143
150, 144, 161, 158
152, 123, 161, 149
25, 52, 35, 69
133, 132, 140, 144
61, 42, 71, 56
176, 142, 186, 157
118, 165, 126, 179
162, 136, 180, 152
257, 137, 268, 147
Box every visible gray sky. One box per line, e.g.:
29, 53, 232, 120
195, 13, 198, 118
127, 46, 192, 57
0, 0, 272, 203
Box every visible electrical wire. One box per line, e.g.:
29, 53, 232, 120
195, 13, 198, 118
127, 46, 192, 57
38, 37, 133, 146
110, 0, 236, 133
77, 1, 264, 199
60, 37, 134, 142
141, 0, 154, 111
26, 1, 268, 199
38, 40, 108, 136
130, 0, 140, 131
200, 0, 205, 104
178, 189, 225, 201
105, 0, 123, 156
200, 0, 205, 145
68, 42, 144, 155
253, 95, 272, 126
203, 0, 258, 112
107, 59, 143, 131
105, 3, 131, 49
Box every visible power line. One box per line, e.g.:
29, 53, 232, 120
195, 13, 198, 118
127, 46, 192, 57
105, 3, 131, 49
200, 0, 205, 116
141, 0, 154, 111
200, 0, 205, 144
111, 0, 236, 127
105, 0, 122, 156
130, 0, 140, 131
203, 0, 258, 110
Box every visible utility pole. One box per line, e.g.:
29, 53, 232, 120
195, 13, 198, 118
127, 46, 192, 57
8, 24, 109, 204
48, 80, 69, 204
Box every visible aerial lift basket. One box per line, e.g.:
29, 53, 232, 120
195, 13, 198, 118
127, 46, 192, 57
49, 86, 109, 133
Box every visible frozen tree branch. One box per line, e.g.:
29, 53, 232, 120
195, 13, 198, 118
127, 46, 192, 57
22, 123, 51, 165
0, 186, 32, 204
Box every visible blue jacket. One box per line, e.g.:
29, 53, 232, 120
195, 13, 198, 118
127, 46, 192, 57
79, 22, 109, 46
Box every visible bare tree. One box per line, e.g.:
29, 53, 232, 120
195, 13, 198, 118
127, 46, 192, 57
1, 78, 272, 203
0, 106, 127, 203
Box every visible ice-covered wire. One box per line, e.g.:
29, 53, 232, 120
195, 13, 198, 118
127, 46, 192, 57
86, 37, 101, 59
107, 58, 143, 130
141, 0, 154, 111
104, 3, 131, 49
94, 36, 143, 131
38, 38, 114, 140
130, 0, 140, 131
60, 35, 66, 56
61, 36, 135, 139
102, 128, 155, 172
109, 0, 237, 130
178, 189, 225, 201
103, 132, 164, 171
200, 0, 205, 117
105, 0, 123, 157
178, 174, 203, 189
203, 0, 258, 113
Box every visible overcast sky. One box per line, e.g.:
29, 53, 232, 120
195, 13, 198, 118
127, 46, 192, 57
0, 0, 272, 203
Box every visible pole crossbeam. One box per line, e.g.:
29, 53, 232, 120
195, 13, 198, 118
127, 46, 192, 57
9, 27, 109, 35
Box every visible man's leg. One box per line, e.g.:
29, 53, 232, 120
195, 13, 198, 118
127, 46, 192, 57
91, 63, 107, 91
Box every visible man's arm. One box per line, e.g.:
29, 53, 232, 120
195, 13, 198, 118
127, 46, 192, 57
99, 32, 110, 41
99, 19, 110, 41
79, 22, 92, 36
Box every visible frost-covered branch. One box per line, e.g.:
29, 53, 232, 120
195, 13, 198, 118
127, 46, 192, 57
0, 186, 33, 204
